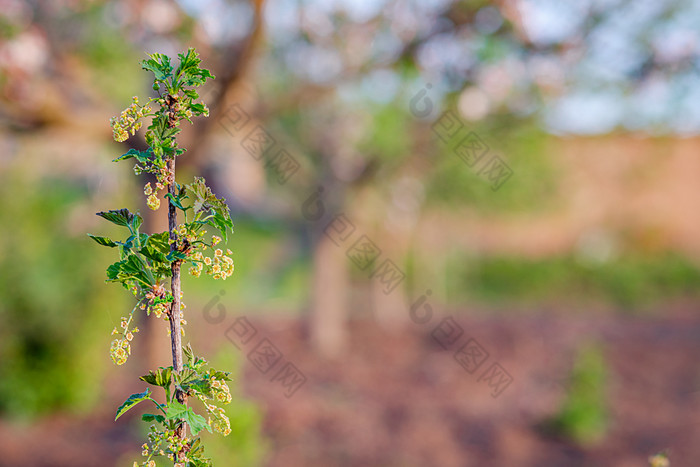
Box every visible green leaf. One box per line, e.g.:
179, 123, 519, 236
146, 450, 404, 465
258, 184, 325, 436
166, 250, 188, 262
87, 234, 118, 247
96, 209, 134, 227
183, 344, 194, 363
209, 370, 232, 382
146, 231, 170, 252
206, 211, 234, 243
182, 89, 199, 100
185, 177, 223, 214
175, 48, 215, 88
123, 254, 154, 284
189, 102, 208, 116
140, 247, 168, 265
142, 53, 173, 81
113, 148, 152, 164
178, 368, 198, 386
140, 232, 170, 265
115, 389, 152, 421
185, 177, 233, 241
106, 254, 154, 286
166, 402, 211, 436
189, 457, 212, 467
96, 208, 142, 232
187, 413, 211, 437
142, 413, 166, 424
182, 378, 213, 398
106, 260, 124, 281
140, 367, 173, 389
166, 401, 187, 419
165, 192, 189, 211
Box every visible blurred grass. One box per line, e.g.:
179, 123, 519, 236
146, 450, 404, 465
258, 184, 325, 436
547, 343, 609, 445
0, 171, 126, 418
444, 251, 700, 310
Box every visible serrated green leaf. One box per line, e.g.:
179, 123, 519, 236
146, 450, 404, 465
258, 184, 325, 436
140, 232, 170, 265
206, 211, 234, 243
165, 192, 189, 211
189, 102, 208, 116
187, 413, 211, 436
185, 177, 233, 241
175, 48, 215, 88
139, 247, 168, 264
88, 234, 118, 247
96, 208, 136, 227
106, 254, 154, 286
142, 53, 172, 81
106, 260, 124, 281
113, 148, 152, 164
115, 389, 151, 420
146, 231, 170, 252
182, 88, 199, 100
166, 402, 211, 436
166, 401, 210, 435
166, 401, 188, 420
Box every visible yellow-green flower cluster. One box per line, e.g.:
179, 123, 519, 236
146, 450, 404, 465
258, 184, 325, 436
193, 391, 231, 436
211, 377, 232, 404
110, 315, 140, 365
143, 181, 168, 211
148, 301, 169, 319
177, 223, 200, 244
142, 284, 173, 320
144, 425, 191, 464
110, 96, 150, 142
188, 248, 234, 280
188, 251, 204, 277
206, 402, 231, 436
207, 248, 234, 280
186, 235, 233, 280
109, 338, 130, 365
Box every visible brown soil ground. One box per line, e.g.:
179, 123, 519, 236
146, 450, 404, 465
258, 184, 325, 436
2, 310, 700, 467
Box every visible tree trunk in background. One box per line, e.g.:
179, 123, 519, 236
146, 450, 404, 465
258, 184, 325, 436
310, 225, 348, 358
370, 232, 410, 332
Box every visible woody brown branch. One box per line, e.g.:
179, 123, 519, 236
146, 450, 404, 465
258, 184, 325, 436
165, 93, 188, 466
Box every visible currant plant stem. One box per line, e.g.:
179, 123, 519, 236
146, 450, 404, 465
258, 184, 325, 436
168, 155, 183, 380
166, 95, 187, 465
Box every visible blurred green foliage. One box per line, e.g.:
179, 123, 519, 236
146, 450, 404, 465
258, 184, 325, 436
0, 171, 125, 417
358, 102, 413, 166
426, 118, 558, 213
549, 343, 609, 445
444, 252, 700, 310
73, 6, 143, 104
